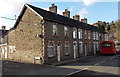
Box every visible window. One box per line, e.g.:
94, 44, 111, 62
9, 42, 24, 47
65, 43, 69, 55
53, 24, 57, 36
79, 42, 83, 53
0, 48, 2, 53
73, 28, 77, 38
105, 34, 108, 41
96, 32, 98, 40
101, 43, 112, 47
64, 26, 69, 37
88, 42, 91, 51
101, 34, 104, 41
84, 30, 88, 39
93, 32, 96, 40
96, 42, 99, 51
88, 31, 91, 39
78, 29, 82, 39
48, 43, 55, 57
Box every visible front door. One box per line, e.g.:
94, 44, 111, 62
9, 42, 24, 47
93, 42, 96, 55
57, 45, 60, 61
73, 43, 77, 59
4, 47, 7, 59
85, 44, 87, 56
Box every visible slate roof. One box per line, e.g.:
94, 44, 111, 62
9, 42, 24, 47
13, 4, 105, 33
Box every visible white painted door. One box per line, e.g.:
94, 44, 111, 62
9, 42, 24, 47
4, 47, 7, 59
85, 44, 87, 56
57, 46, 60, 61
73, 44, 77, 59
93, 42, 96, 55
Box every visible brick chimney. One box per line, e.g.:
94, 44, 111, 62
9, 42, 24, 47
73, 14, 80, 21
63, 9, 70, 18
2, 25, 6, 30
49, 4, 57, 13
81, 18, 87, 23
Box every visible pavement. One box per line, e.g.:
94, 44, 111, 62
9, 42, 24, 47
1, 54, 120, 77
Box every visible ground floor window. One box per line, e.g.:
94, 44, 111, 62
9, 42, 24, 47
96, 42, 99, 51
79, 41, 83, 54
65, 43, 69, 55
48, 43, 55, 57
89, 42, 92, 52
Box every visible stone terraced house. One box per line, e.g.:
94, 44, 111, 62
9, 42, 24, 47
7, 4, 109, 64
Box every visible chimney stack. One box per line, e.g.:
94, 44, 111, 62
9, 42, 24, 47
63, 9, 70, 18
81, 18, 87, 23
49, 4, 57, 13
73, 14, 80, 21
2, 26, 6, 30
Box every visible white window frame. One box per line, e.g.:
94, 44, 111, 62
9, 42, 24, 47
96, 42, 99, 51
78, 29, 82, 39
65, 43, 69, 55
64, 26, 68, 37
88, 31, 91, 39
96, 32, 98, 40
73, 27, 77, 38
53, 24, 57, 36
84, 30, 87, 39
48, 43, 55, 57
93, 32, 96, 40
88, 42, 91, 51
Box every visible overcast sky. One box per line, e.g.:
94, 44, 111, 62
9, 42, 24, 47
0, 0, 119, 30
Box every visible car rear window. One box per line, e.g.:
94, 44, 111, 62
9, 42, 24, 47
101, 43, 112, 47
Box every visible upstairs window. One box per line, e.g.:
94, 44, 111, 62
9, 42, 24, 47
84, 30, 87, 39
73, 28, 77, 38
96, 32, 98, 40
53, 24, 57, 36
78, 29, 82, 39
93, 32, 96, 40
88, 31, 91, 39
64, 26, 69, 37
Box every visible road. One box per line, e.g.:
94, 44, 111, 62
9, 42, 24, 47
1, 54, 120, 77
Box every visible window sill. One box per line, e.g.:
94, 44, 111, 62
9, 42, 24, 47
65, 36, 69, 38
53, 35, 59, 38
48, 55, 54, 58
65, 54, 69, 56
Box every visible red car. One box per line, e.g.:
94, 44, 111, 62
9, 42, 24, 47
100, 41, 117, 54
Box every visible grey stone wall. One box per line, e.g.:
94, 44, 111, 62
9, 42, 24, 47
8, 8, 44, 64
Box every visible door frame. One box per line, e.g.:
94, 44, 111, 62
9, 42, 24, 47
93, 42, 96, 55
73, 41, 77, 59
85, 44, 87, 56
57, 44, 61, 61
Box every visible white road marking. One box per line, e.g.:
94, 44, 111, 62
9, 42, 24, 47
66, 68, 88, 76
94, 61, 106, 66
100, 61, 106, 64
110, 56, 116, 60
66, 55, 120, 76
94, 63, 100, 66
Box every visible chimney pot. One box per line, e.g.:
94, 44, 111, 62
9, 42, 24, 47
49, 4, 57, 13
52, 3, 55, 6
73, 14, 80, 21
2, 26, 6, 30
63, 9, 70, 18
81, 18, 87, 23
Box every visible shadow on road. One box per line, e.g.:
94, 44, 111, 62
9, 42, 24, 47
1, 54, 120, 76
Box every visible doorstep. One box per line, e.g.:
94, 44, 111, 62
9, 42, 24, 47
51, 55, 96, 66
